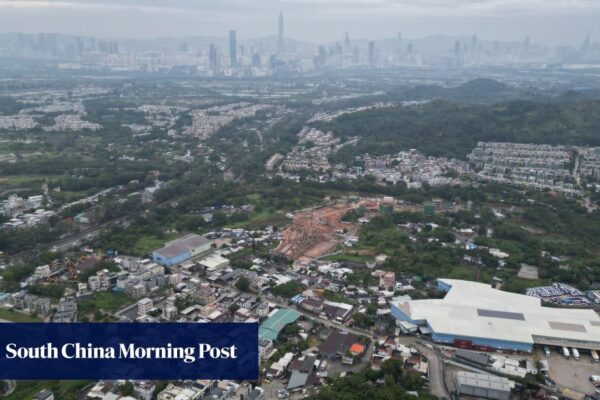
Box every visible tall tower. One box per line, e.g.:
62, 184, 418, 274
209, 43, 219, 72
344, 31, 351, 54
229, 30, 238, 67
368, 41, 375, 66
277, 13, 284, 55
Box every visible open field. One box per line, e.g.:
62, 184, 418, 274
0, 308, 43, 322
3, 380, 90, 400
78, 291, 134, 316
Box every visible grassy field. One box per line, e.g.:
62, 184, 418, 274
78, 291, 134, 316
0, 308, 43, 322
0, 174, 56, 186
4, 380, 90, 400
131, 232, 179, 256
321, 252, 373, 263
229, 208, 290, 230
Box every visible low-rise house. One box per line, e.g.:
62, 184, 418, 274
35, 389, 54, 400
134, 381, 156, 400
319, 330, 358, 359
53, 296, 77, 322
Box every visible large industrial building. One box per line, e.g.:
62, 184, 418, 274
151, 234, 212, 267
455, 371, 511, 400
391, 279, 600, 353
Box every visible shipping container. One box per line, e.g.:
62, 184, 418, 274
454, 339, 473, 349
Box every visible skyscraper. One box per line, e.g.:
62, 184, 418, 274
368, 41, 375, 66
344, 31, 351, 54
277, 13, 284, 55
229, 30, 237, 67
209, 43, 219, 72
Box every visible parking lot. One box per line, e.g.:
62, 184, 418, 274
543, 349, 600, 396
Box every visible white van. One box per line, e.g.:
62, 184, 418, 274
571, 348, 580, 360
591, 350, 599, 363
562, 347, 570, 358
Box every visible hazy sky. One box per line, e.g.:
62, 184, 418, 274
0, 0, 598, 45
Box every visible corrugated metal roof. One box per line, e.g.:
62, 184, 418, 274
259, 308, 301, 341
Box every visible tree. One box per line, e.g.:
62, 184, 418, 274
235, 277, 251, 292
271, 281, 306, 298
351, 312, 374, 328
120, 382, 134, 396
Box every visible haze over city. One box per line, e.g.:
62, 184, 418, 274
0, 0, 598, 45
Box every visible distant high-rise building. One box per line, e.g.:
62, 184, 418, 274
582, 34, 591, 54
209, 43, 219, 72
277, 13, 284, 54
75, 36, 84, 57
344, 31, 351, 54
229, 30, 238, 67
38, 33, 47, 52
108, 41, 119, 55
368, 41, 375, 66
314, 45, 327, 68
352, 45, 360, 64
397, 32, 403, 54
454, 40, 461, 56
252, 52, 261, 68
524, 36, 531, 55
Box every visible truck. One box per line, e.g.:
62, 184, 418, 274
562, 346, 570, 358
591, 350, 599, 363
571, 348, 580, 360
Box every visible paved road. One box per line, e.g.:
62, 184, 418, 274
414, 343, 449, 399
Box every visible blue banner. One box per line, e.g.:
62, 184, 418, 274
0, 323, 258, 380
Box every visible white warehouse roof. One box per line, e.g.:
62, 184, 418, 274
394, 279, 600, 349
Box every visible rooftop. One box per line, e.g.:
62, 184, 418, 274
456, 371, 511, 392
153, 234, 210, 259
395, 279, 600, 349
259, 308, 301, 341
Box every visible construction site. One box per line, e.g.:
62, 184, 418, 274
275, 201, 359, 261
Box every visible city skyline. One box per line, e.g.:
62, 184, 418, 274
0, 0, 598, 46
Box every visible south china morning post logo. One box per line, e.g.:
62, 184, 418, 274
5, 341, 238, 363
0, 323, 258, 380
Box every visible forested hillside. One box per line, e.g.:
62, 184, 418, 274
317, 99, 600, 161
